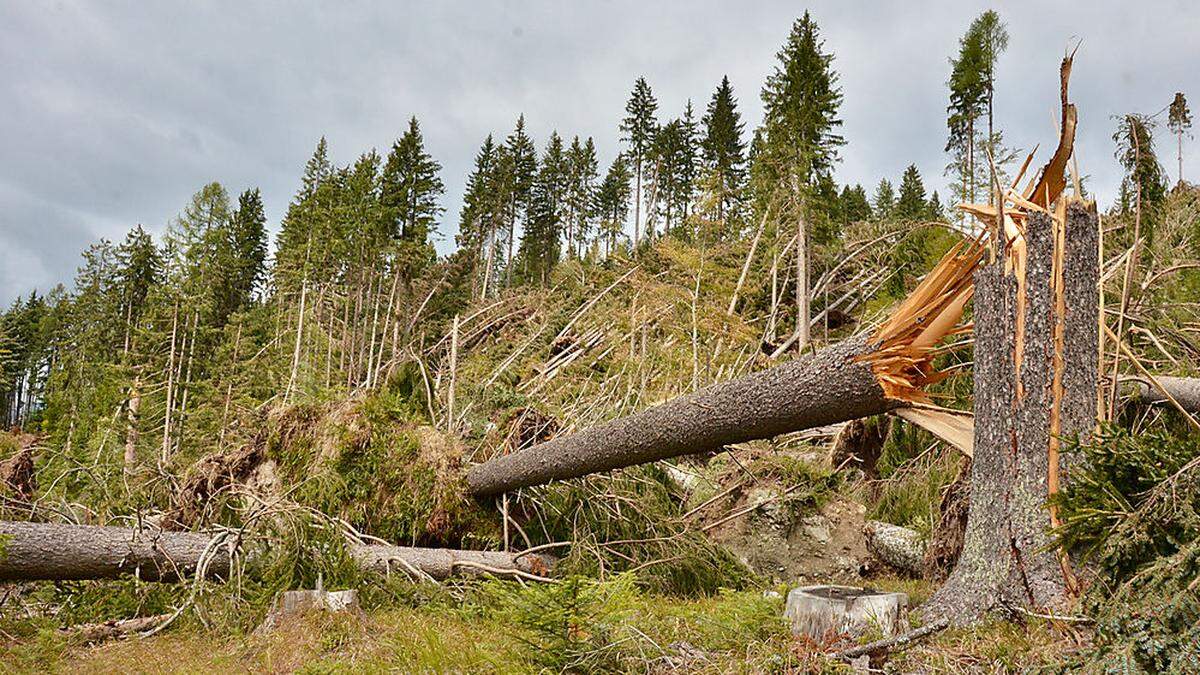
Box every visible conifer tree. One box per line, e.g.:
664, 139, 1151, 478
701, 76, 747, 225
518, 132, 568, 283
1114, 113, 1168, 232
114, 225, 161, 355
927, 190, 945, 221
758, 12, 844, 196
224, 189, 267, 316
596, 154, 633, 255
872, 179, 896, 220
946, 21, 987, 208
895, 164, 929, 221
503, 116, 538, 279
381, 116, 444, 278
1168, 92, 1192, 184
620, 77, 659, 247
459, 135, 498, 291
839, 184, 872, 223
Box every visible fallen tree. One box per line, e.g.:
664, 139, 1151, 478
1126, 375, 1200, 414
0, 520, 552, 583
467, 240, 983, 497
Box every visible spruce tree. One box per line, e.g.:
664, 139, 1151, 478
895, 164, 929, 221
518, 132, 568, 283
947, 22, 987, 208
596, 154, 633, 255
1113, 113, 1168, 235
381, 116, 444, 277
839, 184, 872, 223
504, 116, 538, 279
758, 12, 844, 195
620, 77, 659, 247
701, 76, 747, 225
1168, 92, 1192, 184
927, 190, 945, 221
872, 179, 896, 220
225, 188, 267, 316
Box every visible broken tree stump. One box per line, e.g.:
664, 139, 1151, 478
785, 585, 909, 639
258, 588, 361, 632
923, 199, 1100, 623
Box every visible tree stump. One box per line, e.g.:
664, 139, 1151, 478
258, 589, 360, 632
784, 585, 909, 639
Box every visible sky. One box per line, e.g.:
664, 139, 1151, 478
2, 0, 1198, 306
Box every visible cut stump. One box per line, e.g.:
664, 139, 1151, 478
784, 585, 909, 639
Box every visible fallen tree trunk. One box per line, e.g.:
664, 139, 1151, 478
468, 335, 896, 496
0, 521, 229, 582
467, 225, 984, 497
1126, 375, 1200, 414
0, 521, 551, 583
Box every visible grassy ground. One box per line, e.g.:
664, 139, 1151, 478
1, 576, 1084, 674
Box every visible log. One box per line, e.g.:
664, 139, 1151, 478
467, 334, 896, 496
1126, 375, 1200, 414
65, 613, 172, 644
0, 520, 231, 582
350, 544, 555, 580
466, 227, 984, 497
0, 520, 553, 583
862, 521, 925, 576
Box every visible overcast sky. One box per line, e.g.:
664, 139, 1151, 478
2, 1, 1197, 306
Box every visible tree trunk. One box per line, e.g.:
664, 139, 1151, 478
1127, 375, 1200, 414
124, 377, 140, 470
795, 203, 810, 352
0, 521, 553, 583
466, 334, 895, 496
0, 520, 230, 582
923, 202, 1099, 623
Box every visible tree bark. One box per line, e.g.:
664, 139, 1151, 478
466, 334, 896, 497
0, 520, 230, 582
0, 521, 552, 583
1126, 375, 1200, 414
923, 202, 1099, 623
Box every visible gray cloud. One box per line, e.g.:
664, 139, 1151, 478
2, 0, 1197, 305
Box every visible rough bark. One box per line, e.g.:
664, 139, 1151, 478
923, 203, 1099, 623
863, 520, 925, 576
0, 520, 552, 583
0, 520, 230, 582
466, 334, 895, 496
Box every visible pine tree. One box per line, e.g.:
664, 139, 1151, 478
381, 116, 444, 278
620, 77, 659, 247
971, 11, 1008, 164
114, 225, 161, 356
758, 12, 844, 195
596, 154, 633, 255
564, 136, 599, 257
946, 20, 988, 208
701, 76, 747, 225
1168, 92, 1192, 184
895, 165, 929, 221
459, 135, 498, 287
872, 179, 896, 220
839, 184, 872, 223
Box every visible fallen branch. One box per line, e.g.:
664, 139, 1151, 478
63, 613, 173, 644
835, 617, 950, 661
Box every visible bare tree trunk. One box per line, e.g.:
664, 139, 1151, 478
923, 202, 1098, 623
795, 202, 810, 352
467, 334, 895, 496
727, 209, 767, 316
161, 301, 179, 464
1126, 375, 1200, 413
124, 377, 140, 471
287, 281, 308, 402
0, 521, 552, 583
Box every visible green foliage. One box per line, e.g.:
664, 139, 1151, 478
488, 574, 638, 672
701, 75, 747, 225
1054, 423, 1200, 672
